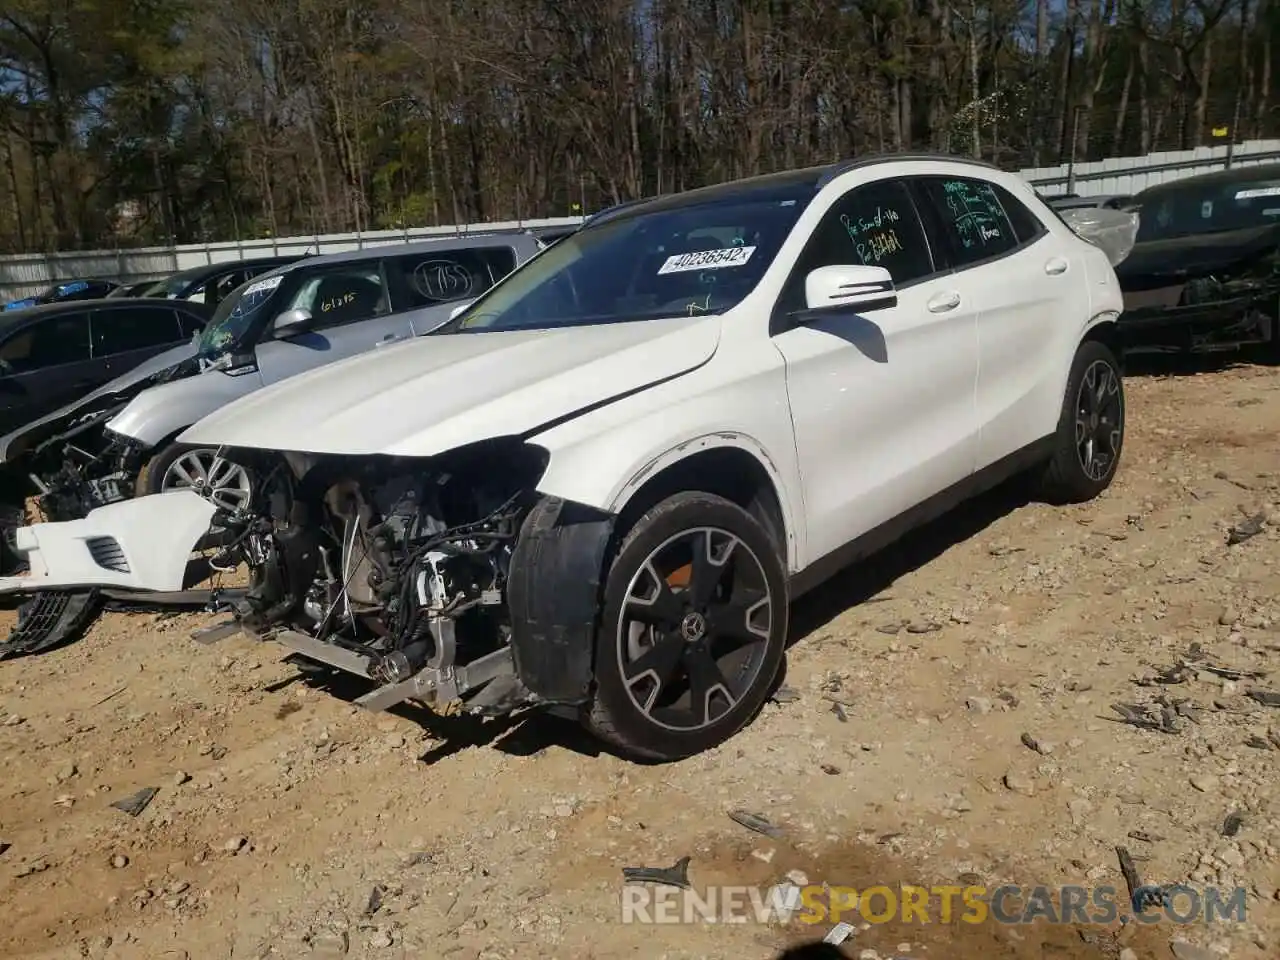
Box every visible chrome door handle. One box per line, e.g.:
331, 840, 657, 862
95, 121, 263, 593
927, 292, 961, 313
1045, 257, 1069, 275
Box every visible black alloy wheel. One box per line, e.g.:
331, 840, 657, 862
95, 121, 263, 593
583, 492, 788, 761
1074, 357, 1123, 482
1036, 339, 1126, 504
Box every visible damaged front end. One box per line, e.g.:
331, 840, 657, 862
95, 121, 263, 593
192, 440, 615, 716
0, 351, 200, 547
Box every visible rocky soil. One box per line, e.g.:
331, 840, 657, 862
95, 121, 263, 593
1, 360, 1279, 960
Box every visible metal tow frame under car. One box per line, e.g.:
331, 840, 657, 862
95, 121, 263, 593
189, 619, 519, 714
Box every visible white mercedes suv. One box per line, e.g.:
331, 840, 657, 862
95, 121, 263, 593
0, 155, 1126, 761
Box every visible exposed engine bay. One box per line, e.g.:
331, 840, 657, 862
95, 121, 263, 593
0, 356, 198, 535
17, 408, 144, 521
208, 440, 596, 716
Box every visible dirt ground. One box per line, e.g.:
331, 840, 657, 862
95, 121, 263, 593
2, 359, 1279, 960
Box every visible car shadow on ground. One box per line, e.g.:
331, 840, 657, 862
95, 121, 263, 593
784, 475, 1031, 647
289, 662, 611, 764
772, 946, 846, 960
1121, 344, 1276, 378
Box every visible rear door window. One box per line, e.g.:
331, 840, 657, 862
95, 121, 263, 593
0, 313, 92, 373
1137, 178, 1280, 241
384, 246, 519, 310
90, 305, 183, 357
915, 176, 1021, 269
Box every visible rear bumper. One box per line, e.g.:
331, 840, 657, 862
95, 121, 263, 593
0, 490, 216, 596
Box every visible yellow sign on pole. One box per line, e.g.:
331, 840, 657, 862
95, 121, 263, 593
1212, 126, 1229, 138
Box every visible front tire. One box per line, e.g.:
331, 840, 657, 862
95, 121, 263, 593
137, 442, 254, 551
582, 492, 788, 762
137, 442, 254, 512
1035, 339, 1126, 504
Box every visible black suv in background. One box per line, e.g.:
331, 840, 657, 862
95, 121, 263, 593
1114, 163, 1280, 356
0, 298, 211, 436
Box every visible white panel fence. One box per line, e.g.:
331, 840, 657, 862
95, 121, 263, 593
1020, 137, 1280, 197
3, 137, 1279, 302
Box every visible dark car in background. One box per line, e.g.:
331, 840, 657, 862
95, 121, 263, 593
2, 278, 120, 312
0, 298, 211, 437
106, 280, 162, 298
138, 255, 302, 310
1114, 163, 1280, 356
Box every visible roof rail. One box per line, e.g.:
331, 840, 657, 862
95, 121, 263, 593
817, 152, 1003, 189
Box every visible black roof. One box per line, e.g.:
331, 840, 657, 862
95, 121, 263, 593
588, 153, 1001, 226
0, 296, 212, 333
1134, 161, 1280, 200
159, 255, 301, 284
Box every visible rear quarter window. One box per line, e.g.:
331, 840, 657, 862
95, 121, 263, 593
386, 247, 519, 310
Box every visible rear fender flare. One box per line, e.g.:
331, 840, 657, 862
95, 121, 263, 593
1060, 312, 1122, 400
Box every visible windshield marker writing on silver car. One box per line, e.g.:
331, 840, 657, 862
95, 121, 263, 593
413, 260, 474, 300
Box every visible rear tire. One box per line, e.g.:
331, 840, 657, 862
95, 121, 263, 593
1034, 339, 1126, 504
581, 492, 788, 762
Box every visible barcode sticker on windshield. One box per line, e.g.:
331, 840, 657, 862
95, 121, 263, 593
242, 274, 283, 297
658, 245, 757, 274
1234, 186, 1280, 200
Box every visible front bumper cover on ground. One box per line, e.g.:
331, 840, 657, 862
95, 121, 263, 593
0, 490, 217, 596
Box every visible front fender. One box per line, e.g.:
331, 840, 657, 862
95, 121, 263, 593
106, 369, 263, 448
532, 403, 804, 573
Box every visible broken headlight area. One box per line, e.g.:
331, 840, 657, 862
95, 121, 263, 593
0, 408, 142, 533
209, 439, 577, 715
35, 429, 153, 521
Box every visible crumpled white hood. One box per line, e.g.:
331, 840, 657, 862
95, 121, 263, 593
180, 316, 721, 457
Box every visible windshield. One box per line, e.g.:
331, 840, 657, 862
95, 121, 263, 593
1136, 178, 1280, 242
142, 275, 192, 299
448, 194, 811, 332
197, 272, 284, 358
